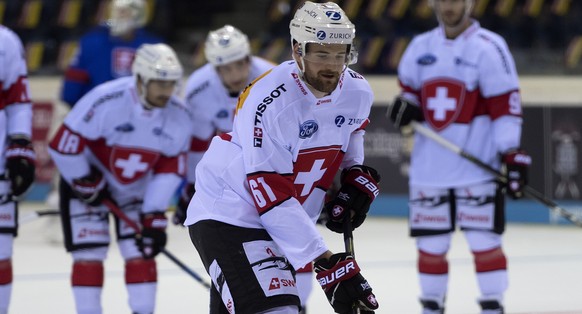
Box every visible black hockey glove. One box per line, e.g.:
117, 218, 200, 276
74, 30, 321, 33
172, 183, 195, 225
71, 166, 109, 206
137, 212, 167, 259
501, 148, 531, 199
387, 96, 422, 129
5, 137, 36, 197
314, 253, 379, 313
325, 165, 380, 233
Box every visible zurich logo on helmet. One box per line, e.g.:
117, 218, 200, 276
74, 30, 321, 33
325, 11, 341, 20
316, 30, 326, 40
218, 38, 230, 47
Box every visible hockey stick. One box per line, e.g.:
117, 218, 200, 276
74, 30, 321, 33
101, 199, 211, 288
411, 121, 582, 228
18, 209, 60, 224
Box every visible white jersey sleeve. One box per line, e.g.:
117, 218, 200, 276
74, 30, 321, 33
0, 26, 32, 137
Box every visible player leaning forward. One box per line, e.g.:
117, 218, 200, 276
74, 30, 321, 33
185, 2, 380, 314
49, 44, 191, 314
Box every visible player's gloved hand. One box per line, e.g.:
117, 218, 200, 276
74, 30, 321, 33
325, 165, 380, 233
501, 148, 531, 199
137, 212, 167, 259
5, 137, 36, 197
172, 183, 195, 225
387, 96, 422, 128
71, 166, 109, 206
314, 253, 379, 313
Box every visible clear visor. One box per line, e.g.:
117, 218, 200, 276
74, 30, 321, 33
302, 52, 349, 66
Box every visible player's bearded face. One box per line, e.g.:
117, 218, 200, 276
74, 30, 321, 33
143, 80, 178, 108
216, 58, 251, 94
302, 43, 348, 94
435, 0, 467, 28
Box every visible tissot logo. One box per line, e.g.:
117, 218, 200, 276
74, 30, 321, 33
254, 84, 287, 126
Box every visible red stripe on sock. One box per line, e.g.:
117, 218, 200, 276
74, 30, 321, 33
125, 258, 157, 284
0, 259, 12, 285
474, 247, 507, 272
72, 261, 104, 287
418, 250, 448, 274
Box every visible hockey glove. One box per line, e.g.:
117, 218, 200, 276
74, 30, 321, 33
137, 212, 168, 259
325, 165, 380, 233
5, 137, 36, 197
501, 148, 531, 199
172, 183, 194, 225
71, 166, 109, 206
314, 253, 379, 313
387, 96, 423, 129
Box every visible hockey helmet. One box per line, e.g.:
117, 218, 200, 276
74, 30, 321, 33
289, 1, 357, 66
204, 25, 251, 66
108, 0, 147, 36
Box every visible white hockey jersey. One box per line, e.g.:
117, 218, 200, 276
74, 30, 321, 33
398, 21, 523, 187
185, 61, 374, 268
49, 76, 191, 213
0, 25, 33, 172
183, 56, 274, 182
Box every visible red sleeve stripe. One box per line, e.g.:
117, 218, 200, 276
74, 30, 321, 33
49, 124, 86, 155
64, 68, 90, 84
3, 76, 31, 107
190, 137, 211, 152
355, 118, 369, 131
219, 133, 232, 141
398, 80, 420, 98
154, 153, 186, 176
247, 172, 296, 215
483, 89, 521, 120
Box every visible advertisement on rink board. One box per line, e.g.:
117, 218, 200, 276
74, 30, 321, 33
364, 104, 582, 224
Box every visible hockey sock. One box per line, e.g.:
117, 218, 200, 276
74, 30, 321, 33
295, 264, 313, 309
473, 247, 508, 303
125, 258, 157, 314
72, 261, 104, 314
0, 259, 12, 314
418, 250, 448, 307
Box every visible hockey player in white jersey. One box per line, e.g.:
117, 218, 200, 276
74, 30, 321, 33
185, 2, 380, 313
48, 43, 190, 314
387, 0, 531, 313
0, 25, 36, 314
175, 25, 274, 224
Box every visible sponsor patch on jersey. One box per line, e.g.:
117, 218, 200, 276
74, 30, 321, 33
417, 54, 437, 66
153, 127, 174, 140
254, 83, 287, 126
299, 120, 318, 139
114, 123, 134, 132
253, 138, 263, 147
291, 73, 308, 95
455, 57, 477, 68
421, 78, 465, 131
335, 115, 345, 127
216, 109, 229, 118
348, 70, 363, 79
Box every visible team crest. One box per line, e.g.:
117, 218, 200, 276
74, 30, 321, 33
421, 78, 466, 131
109, 147, 159, 184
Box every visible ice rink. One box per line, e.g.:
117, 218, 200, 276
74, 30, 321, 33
9, 202, 582, 314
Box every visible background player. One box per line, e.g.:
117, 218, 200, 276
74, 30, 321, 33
0, 24, 36, 314
48, 43, 190, 314
387, 0, 531, 313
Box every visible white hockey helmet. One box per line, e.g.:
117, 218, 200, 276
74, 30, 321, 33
429, 0, 474, 21
289, 1, 357, 65
108, 0, 147, 36
132, 43, 183, 83
204, 25, 251, 66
